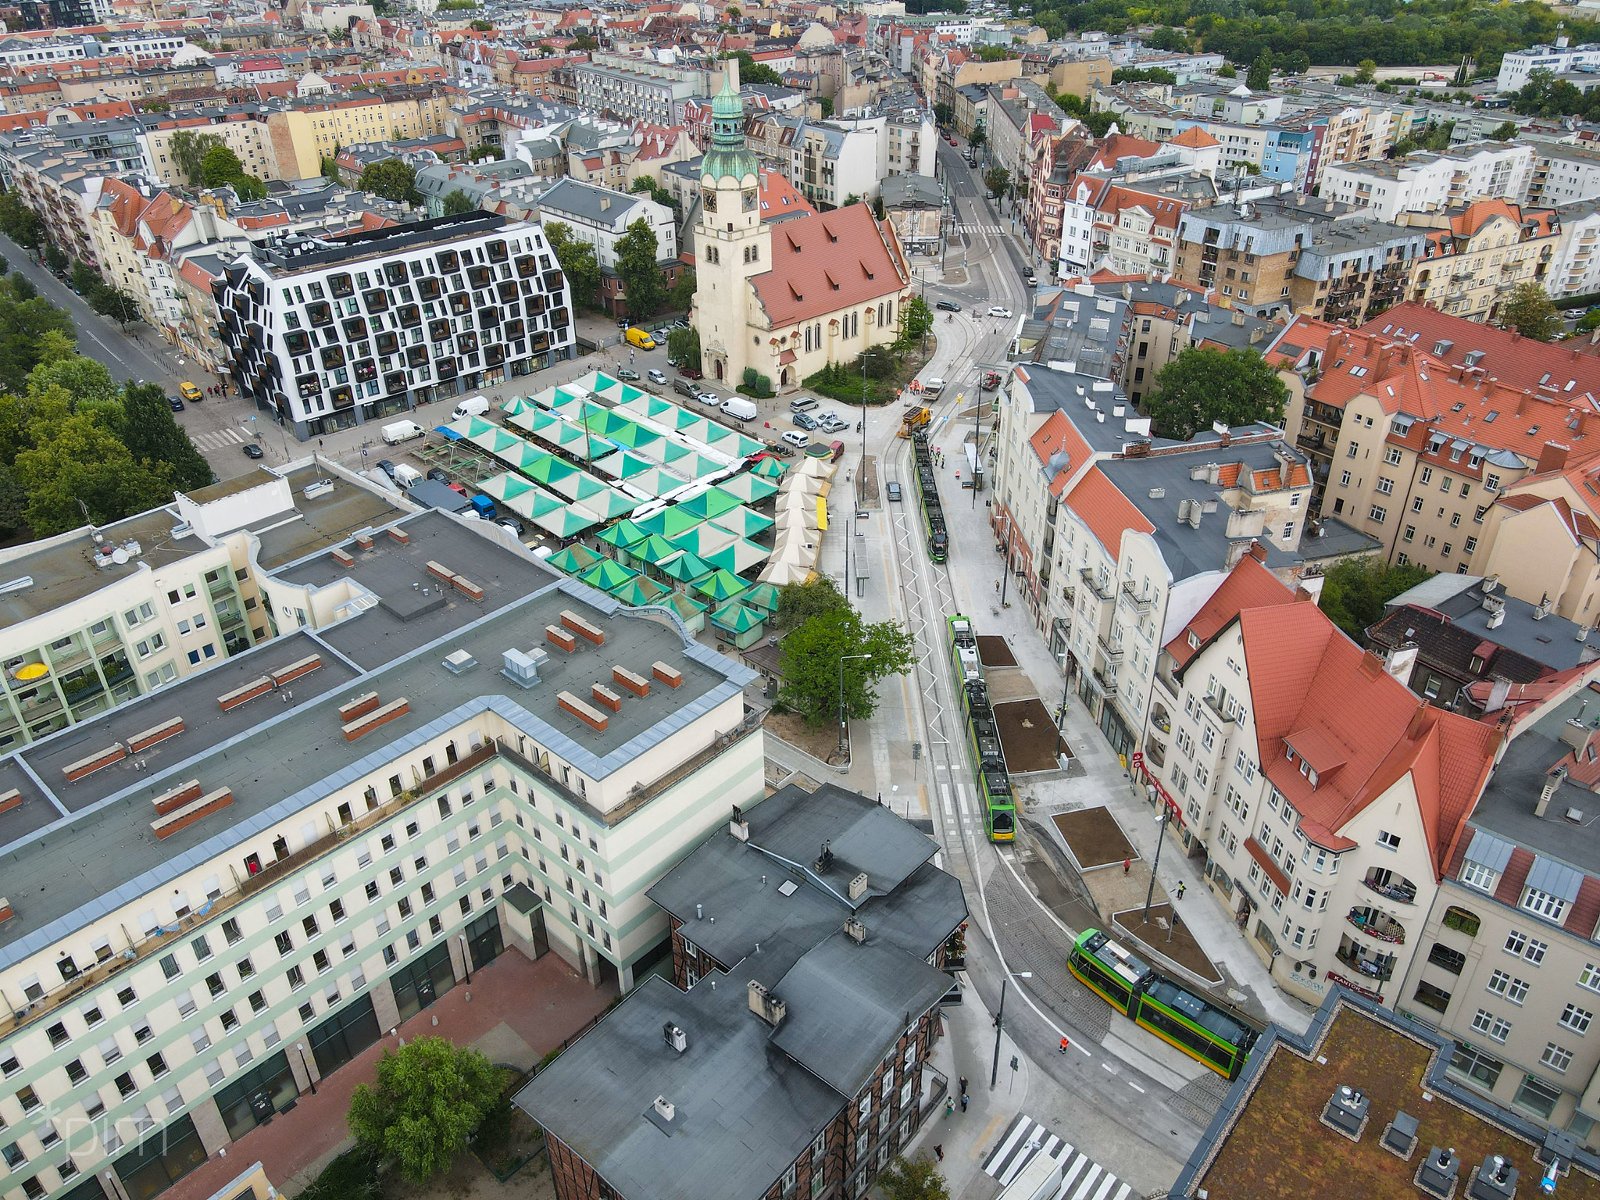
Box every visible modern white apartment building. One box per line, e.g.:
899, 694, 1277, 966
569, 54, 710, 126
0, 507, 762, 1200
1497, 41, 1600, 93
1320, 143, 1535, 222
1529, 141, 1600, 208
1549, 200, 1600, 300
213, 212, 575, 442
0, 464, 404, 754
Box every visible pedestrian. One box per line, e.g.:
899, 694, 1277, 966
1059, 1036, 1070, 1054
934, 1145, 944, 1162
1176, 881, 1187, 900
959, 1075, 968, 1096
944, 1095, 955, 1118
960, 1092, 969, 1113
1123, 856, 1131, 875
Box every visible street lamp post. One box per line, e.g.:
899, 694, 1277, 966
1143, 806, 1173, 922
838, 652, 871, 760
989, 970, 1033, 1088
1054, 652, 1072, 759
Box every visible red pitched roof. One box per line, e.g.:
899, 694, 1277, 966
1165, 553, 1296, 670
756, 169, 815, 222
1169, 126, 1218, 149
1237, 604, 1500, 875
1028, 409, 1094, 497
1063, 466, 1154, 552
750, 204, 909, 328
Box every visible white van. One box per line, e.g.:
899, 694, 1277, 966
393, 463, 422, 488
381, 420, 425, 445
721, 397, 758, 422
781, 429, 810, 448
452, 395, 490, 421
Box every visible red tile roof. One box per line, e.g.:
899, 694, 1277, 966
1237, 604, 1500, 876
750, 204, 909, 328
756, 169, 815, 222
1169, 126, 1218, 149
1063, 465, 1154, 552
1028, 408, 1093, 495
1165, 553, 1296, 670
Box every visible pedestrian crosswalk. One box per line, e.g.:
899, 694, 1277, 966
953, 223, 1006, 235
189, 427, 248, 452
981, 1114, 1136, 1200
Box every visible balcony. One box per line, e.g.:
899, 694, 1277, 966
1347, 905, 1406, 945
1096, 633, 1125, 665
1080, 568, 1114, 601
1362, 868, 1417, 905
1336, 935, 1396, 982
1426, 942, 1466, 975
1119, 580, 1154, 612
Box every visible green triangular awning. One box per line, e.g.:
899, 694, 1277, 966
670, 523, 737, 558
635, 507, 704, 539
592, 450, 658, 481
678, 487, 743, 521
500, 397, 534, 417
519, 454, 581, 487
545, 543, 601, 575
710, 600, 762, 635
750, 455, 787, 479
657, 549, 712, 583
608, 574, 670, 607
707, 504, 774, 540
596, 519, 649, 550
703, 537, 769, 576
477, 472, 539, 502
691, 567, 748, 603
699, 422, 740, 448
740, 581, 781, 614
718, 474, 780, 505
624, 467, 690, 498
663, 591, 707, 620
580, 559, 640, 592
628, 533, 682, 566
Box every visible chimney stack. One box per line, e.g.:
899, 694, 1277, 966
1538, 441, 1571, 475
1538, 766, 1567, 818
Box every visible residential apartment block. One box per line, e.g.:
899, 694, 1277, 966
1403, 201, 1560, 324
1497, 40, 1600, 93
0, 505, 763, 1200
533, 177, 678, 316
1320, 143, 1535, 222
516, 784, 966, 1200
570, 53, 710, 127
213, 212, 575, 441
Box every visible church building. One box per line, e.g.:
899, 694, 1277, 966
691, 63, 913, 393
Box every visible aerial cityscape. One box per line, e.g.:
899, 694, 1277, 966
5, 0, 1600, 1198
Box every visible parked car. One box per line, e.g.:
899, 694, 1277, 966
696, 390, 722, 407
886, 480, 902, 502
676, 363, 704, 379
625, 327, 657, 350
495, 516, 524, 536
652, 328, 672, 344
243, 443, 264, 460
793, 412, 819, 431
376, 458, 397, 479
647, 368, 667, 385
167, 395, 184, 412
820, 417, 849, 434
936, 299, 961, 312
987, 306, 1013, 318
447, 482, 469, 497
178, 381, 203, 402
789, 396, 819, 412
674, 378, 699, 399
617, 367, 641, 381
426, 467, 450, 484
781, 429, 810, 448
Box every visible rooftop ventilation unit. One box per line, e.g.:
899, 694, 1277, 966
1418, 1147, 1461, 1199
303, 479, 334, 500
0, 576, 34, 596
1321, 1085, 1370, 1140
1468, 1155, 1518, 1200
1381, 1110, 1419, 1160
663, 1022, 688, 1054
442, 649, 477, 675
501, 646, 550, 689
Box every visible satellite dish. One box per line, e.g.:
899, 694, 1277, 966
111, 548, 129, 565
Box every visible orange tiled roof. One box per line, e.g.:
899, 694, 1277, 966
750, 204, 909, 328
1169, 126, 1218, 149
1358, 302, 1600, 398
1028, 409, 1094, 497
1165, 552, 1296, 670
1063, 465, 1153, 552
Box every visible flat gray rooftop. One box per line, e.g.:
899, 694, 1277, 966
0, 510, 751, 966
1385, 574, 1600, 670
248, 463, 409, 570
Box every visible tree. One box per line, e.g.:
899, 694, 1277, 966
543, 221, 600, 308
1283, 50, 1311, 75
668, 266, 696, 313
346, 1037, 503, 1185
776, 597, 914, 726
732, 50, 781, 86
933, 102, 953, 127
1498, 282, 1560, 341
29, 350, 120, 411
668, 326, 701, 371
776, 577, 850, 629
983, 167, 1010, 199
320, 155, 342, 183
43, 245, 68, 275
69, 260, 98, 295
469, 144, 503, 162
1355, 59, 1377, 84
1111, 67, 1176, 85
0, 277, 75, 394
14, 412, 176, 535
0, 192, 42, 248
1317, 557, 1434, 642
817, 96, 833, 119
360, 159, 420, 204
170, 129, 224, 186
977, 45, 1012, 62
900, 295, 934, 346
968, 126, 987, 150
88, 285, 138, 323
120, 382, 212, 491
615, 218, 664, 318
1217, 64, 1237, 78
1143, 346, 1288, 440
200, 144, 247, 189
570, 32, 598, 51
1246, 48, 1273, 91
468, 17, 491, 29
879, 1156, 951, 1200
1488, 120, 1518, 141
441, 189, 476, 216
630, 175, 675, 211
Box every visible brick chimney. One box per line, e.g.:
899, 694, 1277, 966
1537, 441, 1571, 475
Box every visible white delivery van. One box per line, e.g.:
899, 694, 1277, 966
452, 395, 490, 421
381, 420, 425, 444
721, 397, 758, 422
393, 463, 422, 488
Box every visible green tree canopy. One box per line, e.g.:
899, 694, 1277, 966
199, 143, 267, 200
347, 1037, 503, 1184
880, 1157, 951, 1200
775, 581, 914, 726
1143, 346, 1288, 441
441, 189, 476, 216
630, 175, 676, 211
1246, 48, 1273, 90
1498, 282, 1561, 341
615, 217, 664, 319
171, 130, 225, 185
69, 260, 98, 295
900, 295, 934, 346
14, 411, 176, 535
0, 276, 75, 394
730, 50, 782, 86
983, 167, 1010, 198
668, 325, 701, 371
43, 245, 68, 274
544, 221, 600, 309
669, 265, 696, 313
320, 155, 342, 183
933, 102, 953, 126
1317, 557, 1434, 641
359, 159, 420, 204
968, 126, 987, 149
121, 382, 212, 491
1112, 66, 1176, 85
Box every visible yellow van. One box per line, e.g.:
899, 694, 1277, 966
625, 327, 657, 350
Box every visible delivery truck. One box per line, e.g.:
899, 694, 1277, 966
381, 420, 425, 445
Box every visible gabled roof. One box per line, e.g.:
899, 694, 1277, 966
749, 203, 908, 328
1236, 604, 1499, 874
1062, 465, 1153, 552
1165, 552, 1296, 670
1169, 126, 1218, 149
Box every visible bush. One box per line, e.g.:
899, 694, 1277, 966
298, 1149, 381, 1200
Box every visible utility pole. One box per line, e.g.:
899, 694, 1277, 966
989, 971, 1032, 1088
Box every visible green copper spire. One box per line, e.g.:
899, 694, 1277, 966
702, 64, 758, 183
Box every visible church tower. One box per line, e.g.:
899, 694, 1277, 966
691, 60, 767, 387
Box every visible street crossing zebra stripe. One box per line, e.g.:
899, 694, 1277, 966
980, 1114, 1136, 1200
189, 428, 247, 450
